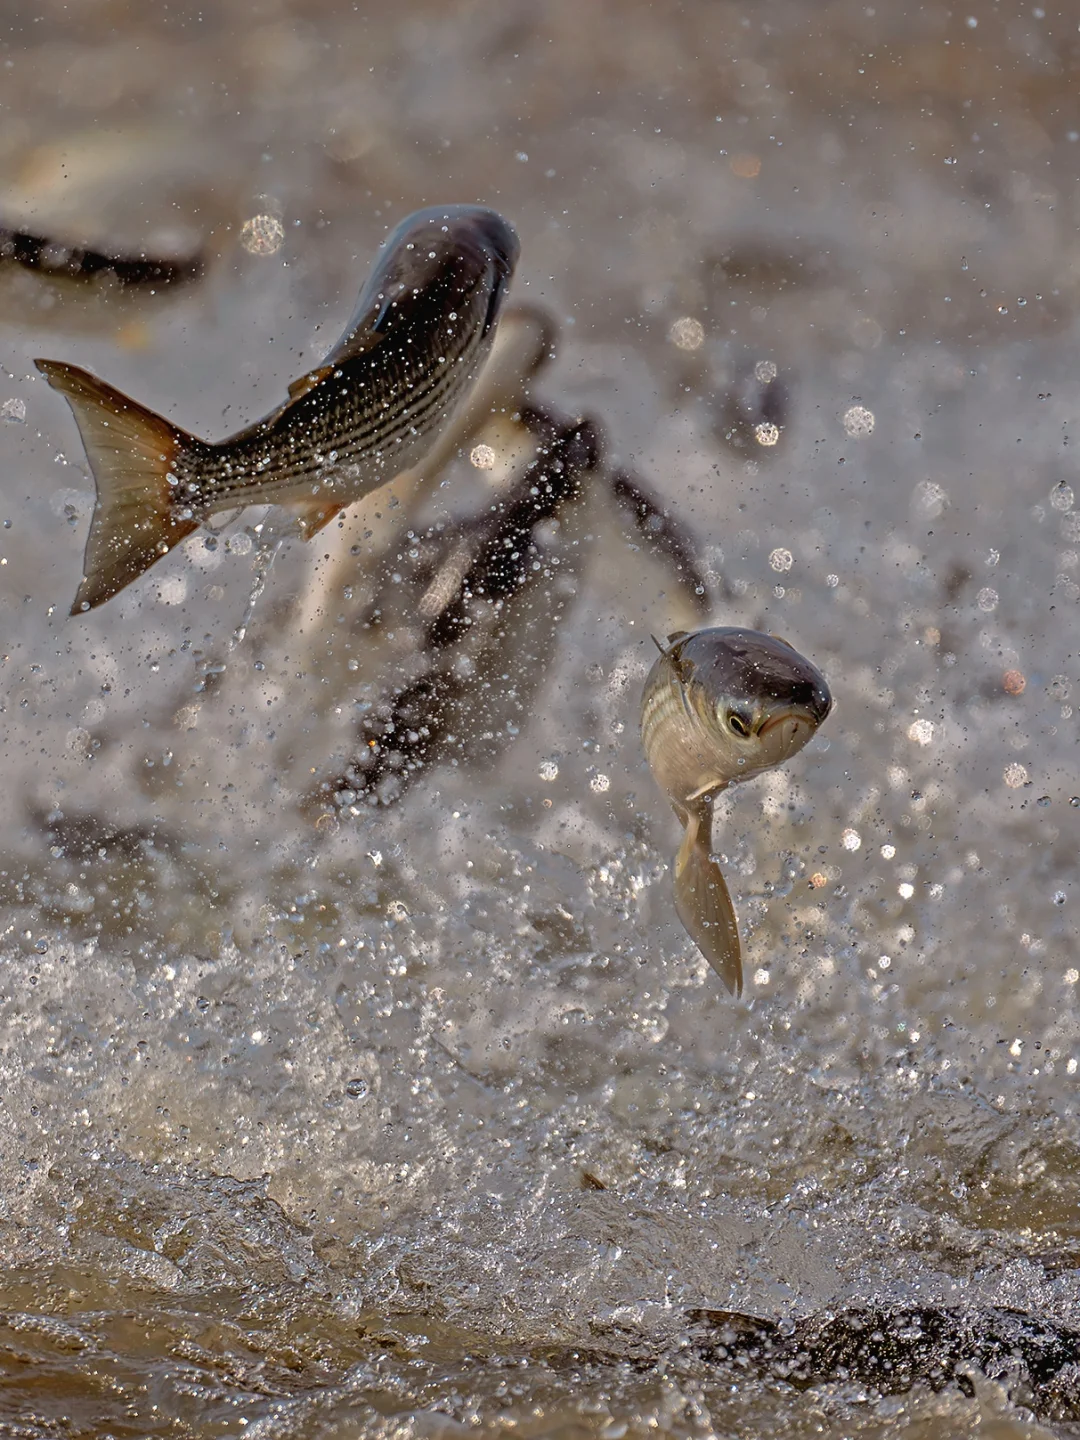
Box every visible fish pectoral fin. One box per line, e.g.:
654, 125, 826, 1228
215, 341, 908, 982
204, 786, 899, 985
290, 498, 347, 540
673, 811, 743, 996
36, 358, 199, 613
287, 365, 336, 402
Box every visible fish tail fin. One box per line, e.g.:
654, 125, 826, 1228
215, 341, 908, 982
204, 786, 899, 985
36, 359, 201, 612
673, 803, 743, 995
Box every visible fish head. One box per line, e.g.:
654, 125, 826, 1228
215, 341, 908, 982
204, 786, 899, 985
366, 205, 519, 341
672, 626, 832, 784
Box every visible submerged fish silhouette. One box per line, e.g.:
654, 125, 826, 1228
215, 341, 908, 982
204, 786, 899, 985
36, 204, 519, 612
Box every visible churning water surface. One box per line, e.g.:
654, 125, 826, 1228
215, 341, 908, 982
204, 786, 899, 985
1, 2, 1080, 1435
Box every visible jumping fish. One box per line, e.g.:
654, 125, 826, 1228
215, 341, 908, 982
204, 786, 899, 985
640, 626, 832, 994
36, 204, 519, 612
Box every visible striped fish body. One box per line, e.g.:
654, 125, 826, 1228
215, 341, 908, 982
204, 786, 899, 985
36, 204, 518, 612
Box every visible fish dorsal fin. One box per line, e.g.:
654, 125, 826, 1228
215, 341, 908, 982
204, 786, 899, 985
288, 365, 336, 402
290, 498, 346, 540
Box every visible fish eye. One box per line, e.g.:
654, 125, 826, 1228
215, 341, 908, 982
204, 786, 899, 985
727, 711, 752, 738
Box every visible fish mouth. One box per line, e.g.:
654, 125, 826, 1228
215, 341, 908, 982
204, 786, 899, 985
757, 708, 817, 740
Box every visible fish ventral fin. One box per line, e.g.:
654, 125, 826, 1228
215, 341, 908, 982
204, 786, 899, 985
287, 365, 336, 403
35, 358, 199, 613
290, 498, 346, 540
673, 798, 743, 995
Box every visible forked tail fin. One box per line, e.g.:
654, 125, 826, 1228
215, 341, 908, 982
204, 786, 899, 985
35, 359, 201, 613
673, 799, 743, 995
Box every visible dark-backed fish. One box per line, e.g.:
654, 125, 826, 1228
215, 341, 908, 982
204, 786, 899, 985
36, 204, 519, 612
640, 625, 831, 994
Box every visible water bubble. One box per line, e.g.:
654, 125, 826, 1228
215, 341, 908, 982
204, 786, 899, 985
826, 573, 839, 587
1002, 670, 1026, 695
669, 316, 705, 351
0, 397, 26, 423
881, 844, 896, 859
240, 214, 285, 256
226, 532, 254, 556
1048, 675, 1071, 701
841, 828, 861, 851
1003, 762, 1028, 788
1050, 483, 1074, 512
753, 968, 770, 986
913, 480, 948, 518
898, 883, 914, 900
1054, 890, 1067, 906
156, 575, 188, 606
769, 547, 793, 572
878, 954, 893, 969
470, 444, 496, 470
589, 773, 611, 793
976, 587, 999, 612
754, 422, 780, 447
538, 759, 559, 781
345, 1078, 369, 1099
842, 404, 875, 437
754, 359, 778, 384
907, 719, 934, 745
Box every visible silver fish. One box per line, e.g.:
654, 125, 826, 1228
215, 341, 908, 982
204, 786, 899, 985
640, 625, 832, 994
36, 204, 519, 612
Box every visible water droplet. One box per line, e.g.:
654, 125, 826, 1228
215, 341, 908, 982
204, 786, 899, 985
669, 316, 705, 351
240, 214, 285, 256
842, 404, 875, 437
841, 828, 861, 851
1050, 482, 1074, 512
1003, 762, 1028, 788
1, 397, 26, 423
769, 547, 793, 572
470, 443, 496, 470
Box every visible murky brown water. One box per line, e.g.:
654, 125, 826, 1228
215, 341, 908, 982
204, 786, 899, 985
2, 1, 1080, 1435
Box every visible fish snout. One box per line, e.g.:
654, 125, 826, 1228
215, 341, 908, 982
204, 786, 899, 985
446, 206, 520, 278
806, 679, 832, 726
